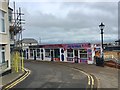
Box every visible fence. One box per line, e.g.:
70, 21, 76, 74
104, 55, 119, 64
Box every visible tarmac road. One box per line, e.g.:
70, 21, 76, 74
12, 60, 92, 89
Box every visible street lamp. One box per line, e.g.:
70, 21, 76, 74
99, 22, 105, 66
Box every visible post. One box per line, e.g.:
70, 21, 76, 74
101, 29, 104, 66
99, 22, 105, 67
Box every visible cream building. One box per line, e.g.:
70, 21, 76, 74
0, 0, 11, 75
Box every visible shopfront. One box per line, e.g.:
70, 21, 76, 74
65, 43, 92, 63
44, 44, 62, 61
27, 43, 101, 64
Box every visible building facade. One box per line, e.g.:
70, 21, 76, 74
0, 0, 11, 74
24, 43, 101, 64
17, 38, 38, 58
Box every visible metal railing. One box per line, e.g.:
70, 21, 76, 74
104, 55, 119, 63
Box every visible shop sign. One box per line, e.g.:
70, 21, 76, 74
66, 43, 91, 49
67, 44, 81, 48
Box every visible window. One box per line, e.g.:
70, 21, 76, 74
67, 49, 73, 57
8, 9, 12, 23
79, 49, 87, 59
37, 49, 40, 58
30, 49, 33, 57
0, 10, 5, 32
0, 46, 5, 63
45, 49, 50, 57
54, 49, 60, 58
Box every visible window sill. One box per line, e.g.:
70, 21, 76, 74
0, 32, 7, 34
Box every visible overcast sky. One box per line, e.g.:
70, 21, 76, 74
9, 0, 119, 44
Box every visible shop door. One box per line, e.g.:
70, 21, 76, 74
34, 50, 36, 60
41, 49, 44, 60
54, 49, 60, 61
51, 51, 54, 61
74, 50, 78, 63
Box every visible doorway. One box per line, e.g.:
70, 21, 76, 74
51, 50, 54, 61
74, 50, 78, 63
41, 49, 44, 60
34, 50, 36, 60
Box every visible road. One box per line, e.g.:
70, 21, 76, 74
12, 60, 93, 89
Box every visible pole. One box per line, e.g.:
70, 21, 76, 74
19, 7, 24, 72
13, 2, 16, 48
101, 29, 104, 66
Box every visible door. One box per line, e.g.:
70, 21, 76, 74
74, 50, 78, 63
34, 50, 36, 60
51, 51, 54, 61
41, 49, 44, 60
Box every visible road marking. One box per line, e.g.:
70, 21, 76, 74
8, 70, 30, 89
93, 75, 100, 88
56, 63, 95, 88
71, 68, 94, 87
3, 68, 31, 90
7, 71, 30, 89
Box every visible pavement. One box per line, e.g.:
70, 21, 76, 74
0, 70, 24, 89
0, 60, 119, 89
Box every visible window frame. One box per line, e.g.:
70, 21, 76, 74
79, 49, 88, 59
67, 49, 73, 58
0, 10, 6, 33
45, 49, 50, 58
1, 46, 5, 64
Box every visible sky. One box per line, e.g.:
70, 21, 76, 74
9, 0, 119, 44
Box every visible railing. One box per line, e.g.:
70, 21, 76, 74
104, 55, 119, 63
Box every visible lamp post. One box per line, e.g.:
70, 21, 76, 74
99, 22, 105, 66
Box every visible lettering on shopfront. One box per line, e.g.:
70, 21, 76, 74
67, 43, 91, 48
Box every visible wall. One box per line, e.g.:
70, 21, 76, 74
0, 0, 11, 74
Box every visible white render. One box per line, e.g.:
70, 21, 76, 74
0, 0, 11, 74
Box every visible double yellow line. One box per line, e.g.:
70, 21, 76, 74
57, 63, 96, 89
71, 68, 94, 89
3, 68, 31, 90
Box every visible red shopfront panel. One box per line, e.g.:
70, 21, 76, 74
54, 58, 60, 61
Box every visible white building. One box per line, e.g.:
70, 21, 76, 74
27, 43, 101, 64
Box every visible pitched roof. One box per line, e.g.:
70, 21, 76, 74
21, 38, 38, 44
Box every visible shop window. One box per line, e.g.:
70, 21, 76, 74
74, 50, 78, 56
79, 49, 87, 59
54, 49, 60, 58
67, 49, 73, 57
37, 49, 40, 58
80, 54, 87, 58
23, 50, 26, 57
30, 49, 33, 57
45, 49, 50, 57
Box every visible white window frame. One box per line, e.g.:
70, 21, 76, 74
79, 49, 88, 59
67, 49, 74, 58
0, 10, 6, 33
0, 46, 5, 64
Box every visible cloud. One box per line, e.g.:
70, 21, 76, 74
10, 1, 118, 44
